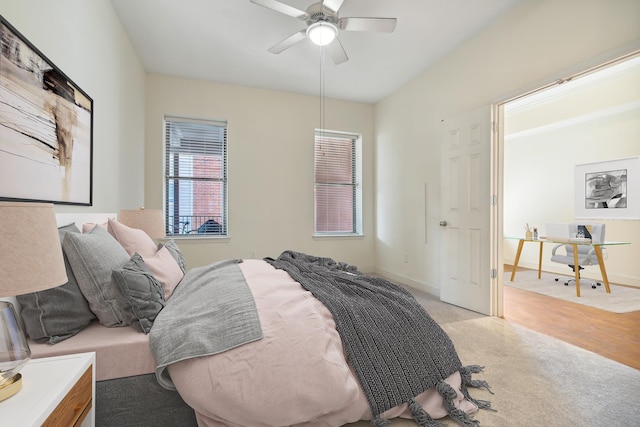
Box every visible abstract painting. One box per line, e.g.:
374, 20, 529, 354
0, 16, 92, 205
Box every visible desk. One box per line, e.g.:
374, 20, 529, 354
507, 237, 630, 297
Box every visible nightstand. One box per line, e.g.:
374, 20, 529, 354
0, 352, 95, 427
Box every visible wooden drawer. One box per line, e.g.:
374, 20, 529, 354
42, 366, 93, 427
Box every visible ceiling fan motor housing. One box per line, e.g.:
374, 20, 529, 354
306, 2, 339, 26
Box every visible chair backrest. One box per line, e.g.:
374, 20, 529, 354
568, 223, 606, 243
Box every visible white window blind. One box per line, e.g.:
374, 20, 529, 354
165, 116, 227, 236
314, 130, 362, 235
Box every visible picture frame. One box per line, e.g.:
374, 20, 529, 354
0, 15, 93, 205
574, 156, 640, 220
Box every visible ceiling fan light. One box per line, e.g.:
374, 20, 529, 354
307, 21, 338, 46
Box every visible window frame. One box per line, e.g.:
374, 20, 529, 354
164, 115, 228, 238
313, 129, 363, 237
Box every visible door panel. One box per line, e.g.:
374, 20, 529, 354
440, 106, 494, 315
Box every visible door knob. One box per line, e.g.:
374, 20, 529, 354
439, 221, 447, 227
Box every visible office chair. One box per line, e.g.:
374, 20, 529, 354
550, 223, 606, 289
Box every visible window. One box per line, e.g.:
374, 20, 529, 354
314, 129, 362, 235
164, 116, 227, 236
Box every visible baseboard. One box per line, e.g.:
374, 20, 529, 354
372, 267, 441, 298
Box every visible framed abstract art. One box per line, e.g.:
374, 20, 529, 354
0, 15, 93, 205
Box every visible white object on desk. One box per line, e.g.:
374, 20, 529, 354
0, 352, 95, 427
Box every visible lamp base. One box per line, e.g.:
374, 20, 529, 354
0, 373, 22, 401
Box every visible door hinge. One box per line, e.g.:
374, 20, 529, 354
491, 121, 498, 133
490, 268, 497, 279
491, 195, 497, 206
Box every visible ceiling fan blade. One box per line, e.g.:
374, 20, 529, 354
338, 17, 397, 32
327, 38, 348, 65
322, 0, 345, 14
250, 0, 308, 20
267, 30, 307, 54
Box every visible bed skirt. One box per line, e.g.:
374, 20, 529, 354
96, 374, 197, 426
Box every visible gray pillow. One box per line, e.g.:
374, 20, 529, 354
17, 224, 96, 344
63, 225, 130, 327
112, 253, 166, 334
161, 240, 186, 272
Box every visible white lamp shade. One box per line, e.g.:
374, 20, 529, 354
307, 21, 338, 46
0, 202, 67, 297
119, 208, 165, 238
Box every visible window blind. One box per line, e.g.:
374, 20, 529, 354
314, 130, 361, 235
164, 116, 227, 236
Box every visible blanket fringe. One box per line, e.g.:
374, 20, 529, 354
436, 381, 480, 427
408, 398, 443, 427
371, 416, 391, 427
459, 365, 495, 412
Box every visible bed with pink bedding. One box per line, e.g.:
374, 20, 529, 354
150, 252, 492, 426
14, 213, 491, 426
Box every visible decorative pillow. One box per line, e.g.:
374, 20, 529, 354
63, 226, 130, 327
161, 240, 186, 273
142, 246, 184, 300
17, 224, 96, 344
112, 254, 166, 334
82, 221, 108, 233
108, 218, 158, 258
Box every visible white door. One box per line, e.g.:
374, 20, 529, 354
440, 106, 496, 315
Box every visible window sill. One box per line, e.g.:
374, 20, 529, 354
161, 236, 229, 243
313, 233, 364, 240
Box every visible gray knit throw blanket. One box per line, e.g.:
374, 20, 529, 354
266, 251, 492, 427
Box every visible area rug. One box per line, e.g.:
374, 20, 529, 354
345, 317, 640, 426
504, 269, 640, 313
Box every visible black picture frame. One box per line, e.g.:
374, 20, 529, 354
0, 15, 93, 205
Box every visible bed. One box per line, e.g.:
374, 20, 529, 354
10, 213, 492, 426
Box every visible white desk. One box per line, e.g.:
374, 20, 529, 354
507, 237, 630, 297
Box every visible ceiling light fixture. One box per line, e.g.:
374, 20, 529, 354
307, 21, 338, 46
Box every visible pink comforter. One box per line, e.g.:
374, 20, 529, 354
167, 259, 478, 426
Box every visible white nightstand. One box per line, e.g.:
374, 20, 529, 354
0, 352, 95, 427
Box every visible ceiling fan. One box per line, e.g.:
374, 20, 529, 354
250, 0, 397, 65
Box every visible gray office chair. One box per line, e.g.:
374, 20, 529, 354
550, 223, 606, 289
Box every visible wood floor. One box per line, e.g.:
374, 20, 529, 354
502, 266, 640, 371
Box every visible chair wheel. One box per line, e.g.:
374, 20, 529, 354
555, 278, 559, 282
592, 285, 597, 289
564, 282, 569, 286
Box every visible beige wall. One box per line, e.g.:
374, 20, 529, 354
0, 0, 146, 213
504, 60, 640, 286
144, 75, 376, 270
374, 0, 640, 293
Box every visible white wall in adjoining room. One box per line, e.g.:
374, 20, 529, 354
144, 74, 376, 270
374, 0, 640, 294
0, 0, 147, 213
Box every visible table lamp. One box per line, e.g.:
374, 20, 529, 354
118, 207, 166, 238
0, 202, 67, 401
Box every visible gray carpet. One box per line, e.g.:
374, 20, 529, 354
505, 269, 640, 313
346, 288, 640, 427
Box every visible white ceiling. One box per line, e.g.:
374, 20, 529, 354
110, 0, 525, 104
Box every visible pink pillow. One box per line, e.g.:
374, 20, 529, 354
142, 246, 184, 300
108, 219, 157, 258
82, 222, 108, 233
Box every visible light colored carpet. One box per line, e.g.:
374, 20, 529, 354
344, 288, 640, 427
505, 269, 640, 313
346, 317, 640, 426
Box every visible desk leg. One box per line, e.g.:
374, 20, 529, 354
594, 246, 611, 293
537, 241, 543, 279
572, 244, 581, 297
510, 239, 525, 281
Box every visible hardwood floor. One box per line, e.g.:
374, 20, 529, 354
502, 266, 640, 371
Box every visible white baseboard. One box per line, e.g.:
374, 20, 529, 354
371, 267, 441, 298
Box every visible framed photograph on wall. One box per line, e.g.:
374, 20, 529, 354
0, 15, 93, 205
574, 156, 640, 219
